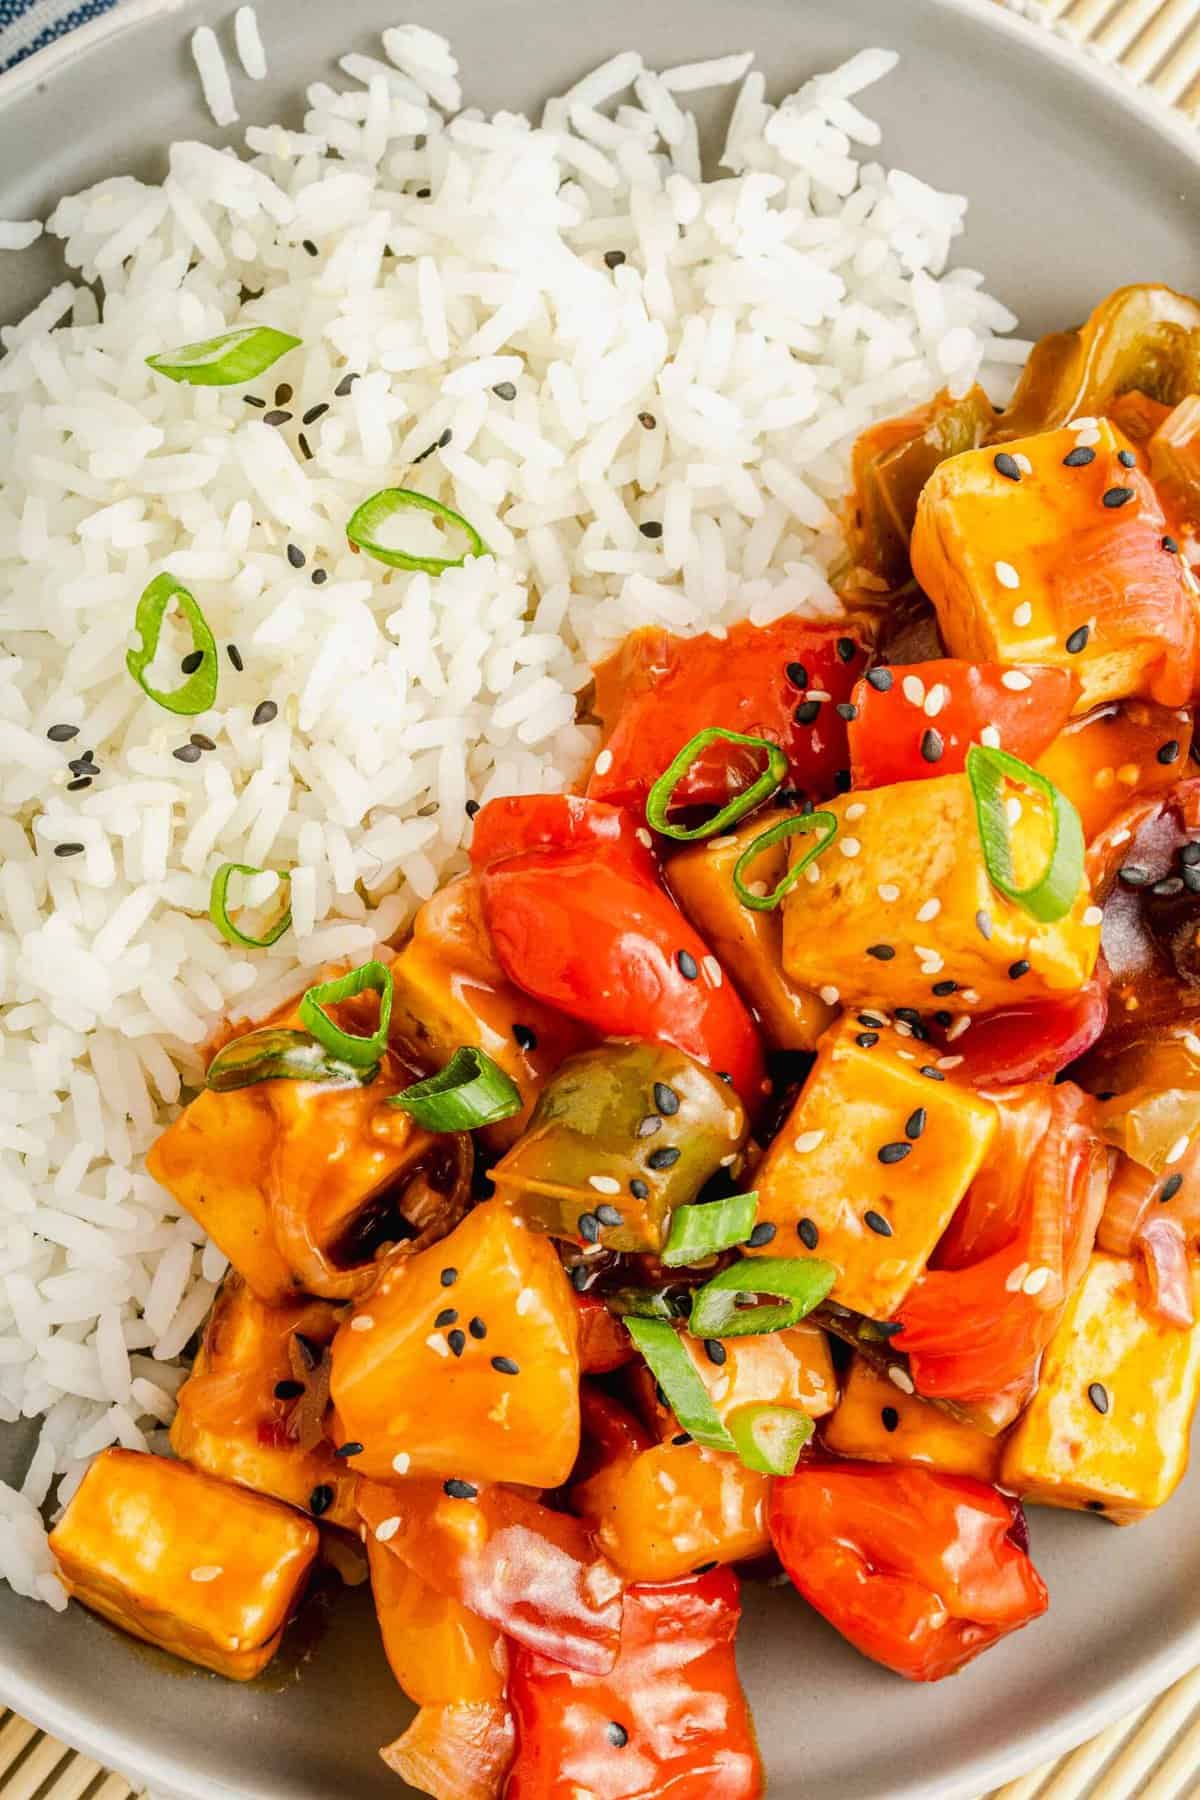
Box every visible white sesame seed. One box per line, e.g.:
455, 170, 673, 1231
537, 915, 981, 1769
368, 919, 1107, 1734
959, 989, 980, 1005
375, 1517, 401, 1543
845, 802, 866, 821
1005, 1262, 1029, 1293
793, 1129, 826, 1153
702, 954, 723, 987
819, 985, 840, 1006
804, 863, 821, 885
806, 689, 832, 703
190, 1566, 223, 1584
1165, 1133, 1191, 1166
1022, 1265, 1052, 1297
1006, 796, 1022, 825
1012, 602, 1033, 628
1067, 416, 1098, 430
1014, 453, 1033, 474
426, 1333, 451, 1357
1110, 828, 1132, 847
709, 836, 737, 851
515, 1291, 534, 1317
350, 1314, 375, 1333
946, 1016, 972, 1041
923, 683, 949, 718
901, 675, 925, 707
636, 827, 653, 849
994, 560, 1020, 590
1076, 427, 1101, 447
896, 1050, 916, 1062
917, 953, 945, 974
840, 837, 861, 858
589, 1174, 622, 1194
894, 1020, 913, 1038
594, 748, 614, 776
1184, 1033, 1200, 1059
888, 1366, 915, 1395
935, 1054, 964, 1071
980, 725, 1001, 748
1001, 670, 1032, 691
746, 879, 768, 897
1083, 905, 1103, 927
916, 898, 941, 923
877, 883, 900, 903
392, 1452, 411, 1474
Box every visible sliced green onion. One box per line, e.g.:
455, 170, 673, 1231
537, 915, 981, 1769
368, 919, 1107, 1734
206, 1027, 376, 1092
688, 1256, 837, 1339
209, 862, 292, 949
965, 744, 1085, 924
127, 575, 218, 716
732, 810, 839, 912
662, 1192, 758, 1268
624, 1317, 735, 1453
728, 1403, 814, 1476
646, 728, 789, 842
388, 1046, 521, 1132
299, 960, 393, 1069
347, 488, 488, 574
605, 1288, 681, 1321
146, 324, 301, 386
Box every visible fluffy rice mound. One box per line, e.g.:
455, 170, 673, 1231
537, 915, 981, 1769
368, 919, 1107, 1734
0, 23, 1024, 1601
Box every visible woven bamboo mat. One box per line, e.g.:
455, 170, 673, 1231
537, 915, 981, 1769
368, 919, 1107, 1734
3, 0, 1200, 1795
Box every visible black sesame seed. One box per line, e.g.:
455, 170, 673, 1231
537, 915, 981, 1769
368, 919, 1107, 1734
1087, 1382, 1110, 1415
47, 723, 80, 742
836, 636, 857, 664
864, 1209, 893, 1237
932, 1010, 953, 1029
334, 1441, 363, 1459
434, 1308, 458, 1328
190, 733, 216, 752
67, 758, 94, 777
275, 383, 294, 407
180, 649, 205, 675
263, 409, 293, 427
1185, 867, 1200, 895
287, 542, 306, 569
252, 700, 278, 726
630, 1178, 649, 1200
513, 1023, 538, 1052
654, 1082, 680, 1116
447, 1329, 466, 1357
637, 1115, 662, 1138
465, 799, 481, 818
1160, 1173, 1184, 1203
647, 1145, 681, 1171
834, 768, 852, 794
492, 1355, 520, 1375
1086, 1500, 1106, 1512
493, 381, 517, 401
578, 1212, 601, 1243
836, 701, 858, 722
703, 1339, 727, 1366
172, 744, 202, 764
570, 1264, 590, 1292
794, 700, 821, 725
895, 1008, 922, 1025
671, 1433, 691, 1447
920, 1065, 946, 1081
302, 402, 329, 426
920, 727, 944, 763
438, 428, 452, 448
1158, 739, 1182, 765
993, 452, 1021, 482
1118, 449, 1136, 467
468, 1317, 487, 1340
440, 1267, 458, 1287
639, 520, 663, 539
443, 1478, 478, 1499
638, 411, 656, 430
1065, 625, 1090, 655
693, 1560, 718, 1573
676, 949, 699, 980
881, 1405, 900, 1433
334, 372, 360, 397
748, 1222, 777, 1247
274, 1380, 304, 1400
975, 909, 993, 940
298, 433, 313, 461
878, 1141, 912, 1165
858, 1013, 885, 1027
1118, 863, 1151, 887
66, 777, 92, 792
1182, 843, 1200, 866
309, 567, 326, 585
606, 1722, 629, 1748
797, 1217, 819, 1249
866, 667, 893, 692
1063, 445, 1095, 467
227, 643, 244, 672
309, 1484, 334, 1516
867, 943, 895, 961
604, 249, 627, 269
1102, 485, 1134, 509
1151, 876, 1184, 897
417, 187, 432, 198
302, 239, 319, 256
931, 979, 957, 996
905, 1108, 926, 1140
243, 393, 266, 408
595, 1204, 623, 1227
1164, 534, 1179, 553
856, 1032, 879, 1049
1008, 959, 1031, 980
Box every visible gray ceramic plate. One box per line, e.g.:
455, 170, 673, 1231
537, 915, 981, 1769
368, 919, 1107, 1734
3, 1, 1200, 1796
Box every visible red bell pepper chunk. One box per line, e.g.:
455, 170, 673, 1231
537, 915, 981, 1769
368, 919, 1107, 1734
847, 659, 1076, 788
570, 1382, 656, 1486
768, 1462, 1048, 1682
588, 619, 867, 816
471, 796, 766, 1111
506, 1566, 764, 1800
931, 966, 1109, 1087
575, 1295, 634, 1376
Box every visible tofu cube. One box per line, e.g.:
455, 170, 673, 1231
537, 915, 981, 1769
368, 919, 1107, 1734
780, 774, 1101, 1011
911, 420, 1199, 711
823, 1354, 1002, 1482
49, 1448, 318, 1679
1001, 1254, 1200, 1524
748, 1019, 997, 1319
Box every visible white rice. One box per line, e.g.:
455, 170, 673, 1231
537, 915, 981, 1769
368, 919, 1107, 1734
233, 6, 268, 83
0, 16, 1024, 1605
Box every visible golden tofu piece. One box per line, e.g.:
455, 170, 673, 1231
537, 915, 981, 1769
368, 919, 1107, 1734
748, 1019, 997, 1319
49, 1448, 318, 1679
780, 775, 1100, 1011
1001, 1254, 1200, 1524
823, 1355, 1002, 1481
668, 819, 835, 1051
572, 1441, 771, 1583
911, 419, 1199, 712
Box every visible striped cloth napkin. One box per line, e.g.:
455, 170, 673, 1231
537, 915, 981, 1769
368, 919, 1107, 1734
0, 0, 119, 70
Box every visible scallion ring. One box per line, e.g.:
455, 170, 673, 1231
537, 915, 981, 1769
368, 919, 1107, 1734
206, 1027, 376, 1092
127, 574, 218, 716
662, 1192, 758, 1269
299, 959, 393, 1069
605, 1288, 681, 1321
646, 728, 789, 842
209, 862, 292, 949
732, 810, 839, 912
624, 1317, 735, 1453
388, 1046, 522, 1132
146, 324, 301, 386
728, 1403, 813, 1476
688, 1256, 837, 1339
346, 488, 488, 575
965, 743, 1085, 924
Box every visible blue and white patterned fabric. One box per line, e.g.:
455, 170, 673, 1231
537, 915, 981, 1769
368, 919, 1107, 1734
0, 0, 120, 70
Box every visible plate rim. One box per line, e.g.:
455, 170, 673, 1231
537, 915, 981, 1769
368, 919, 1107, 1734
2, 1, 1200, 1796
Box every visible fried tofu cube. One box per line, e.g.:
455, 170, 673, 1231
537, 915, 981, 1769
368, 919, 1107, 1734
911, 420, 1199, 711
668, 819, 835, 1051
1000, 1254, 1200, 1524
823, 1355, 1002, 1481
572, 1442, 771, 1583
49, 1448, 317, 1679
748, 1019, 997, 1319
780, 775, 1101, 1011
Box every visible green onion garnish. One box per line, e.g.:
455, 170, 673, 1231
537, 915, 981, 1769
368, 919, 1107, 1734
624, 1317, 735, 1453
346, 488, 488, 574
646, 728, 789, 842
662, 1192, 758, 1268
965, 743, 1085, 924
605, 1288, 681, 1320
206, 1027, 376, 1092
209, 862, 292, 949
146, 325, 301, 386
299, 959, 393, 1069
727, 1403, 813, 1476
688, 1256, 837, 1339
732, 810, 839, 912
127, 575, 218, 716
388, 1046, 522, 1132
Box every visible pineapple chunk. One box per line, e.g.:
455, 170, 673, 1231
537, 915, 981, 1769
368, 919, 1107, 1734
912, 419, 1200, 712
823, 1355, 1002, 1481
631, 1322, 837, 1438
49, 1448, 317, 1680
572, 1441, 771, 1583
1000, 1253, 1200, 1523
780, 774, 1100, 1011
668, 819, 835, 1050
748, 1018, 997, 1319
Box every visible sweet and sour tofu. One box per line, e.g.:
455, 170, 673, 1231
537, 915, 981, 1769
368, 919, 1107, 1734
823, 1355, 1002, 1483
49, 1448, 317, 1679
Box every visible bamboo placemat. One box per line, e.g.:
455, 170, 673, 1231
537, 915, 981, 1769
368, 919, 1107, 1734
2, 0, 1200, 1795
